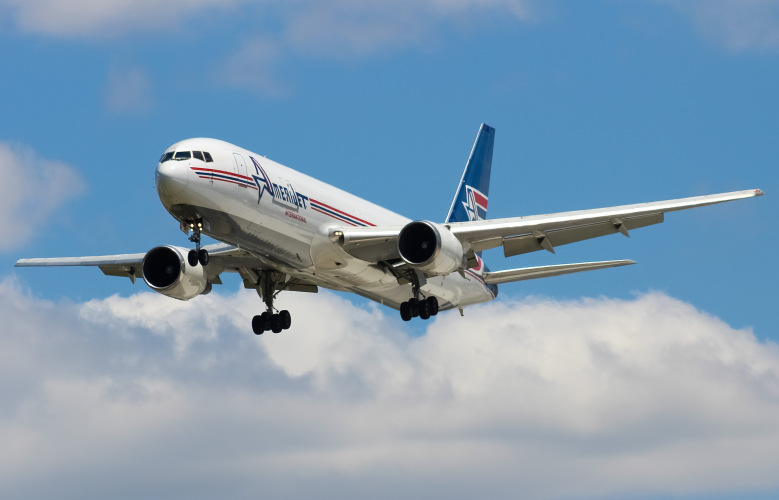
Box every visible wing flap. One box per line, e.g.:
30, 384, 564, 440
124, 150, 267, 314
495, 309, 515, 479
483, 259, 636, 285
98, 264, 142, 283
503, 212, 664, 257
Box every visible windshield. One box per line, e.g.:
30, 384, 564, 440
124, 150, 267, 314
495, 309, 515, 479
161, 150, 214, 162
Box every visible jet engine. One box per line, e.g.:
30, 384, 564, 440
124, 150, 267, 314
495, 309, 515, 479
142, 245, 211, 300
397, 220, 466, 276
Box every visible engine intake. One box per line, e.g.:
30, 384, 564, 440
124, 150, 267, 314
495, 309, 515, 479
142, 246, 210, 300
397, 221, 465, 276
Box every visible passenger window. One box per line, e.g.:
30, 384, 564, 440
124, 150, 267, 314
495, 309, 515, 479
174, 151, 192, 160
160, 152, 174, 163
193, 151, 205, 161
203, 151, 214, 162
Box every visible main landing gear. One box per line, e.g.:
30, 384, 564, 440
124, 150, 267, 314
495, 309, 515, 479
252, 271, 292, 335
400, 296, 439, 322
186, 221, 209, 267
399, 272, 439, 322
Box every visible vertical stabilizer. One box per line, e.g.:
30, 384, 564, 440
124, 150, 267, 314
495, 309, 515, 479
445, 124, 495, 223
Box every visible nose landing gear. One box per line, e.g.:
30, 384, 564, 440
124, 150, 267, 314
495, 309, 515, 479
185, 220, 209, 267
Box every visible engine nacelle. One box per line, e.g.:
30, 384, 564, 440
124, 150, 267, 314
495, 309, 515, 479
397, 220, 466, 276
142, 245, 210, 300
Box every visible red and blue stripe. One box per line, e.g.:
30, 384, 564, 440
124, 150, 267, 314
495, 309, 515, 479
191, 167, 258, 189
309, 198, 374, 227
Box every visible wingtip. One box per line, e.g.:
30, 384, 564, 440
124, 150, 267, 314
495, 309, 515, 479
755, 189, 765, 196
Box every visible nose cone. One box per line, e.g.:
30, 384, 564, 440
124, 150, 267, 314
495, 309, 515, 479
156, 160, 188, 199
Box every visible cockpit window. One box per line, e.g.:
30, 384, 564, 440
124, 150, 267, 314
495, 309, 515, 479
193, 151, 204, 161
174, 151, 192, 160
203, 151, 214, 162
160, 152, 174, 163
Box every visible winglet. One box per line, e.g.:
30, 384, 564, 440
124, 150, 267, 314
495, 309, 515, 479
445, 124, 495, 223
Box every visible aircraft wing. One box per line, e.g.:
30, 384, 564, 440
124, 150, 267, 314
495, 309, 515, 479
14, 243, 317, 290
16, 252, 149, 282
449, 189, 764, 256
333, 189, 763, 262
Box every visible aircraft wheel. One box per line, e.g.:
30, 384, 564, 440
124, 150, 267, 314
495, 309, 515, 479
279, 310, 292, 330
198, 249, 209, 266
427, 296, 439, 316
188, 249, 198, 267
252, 315, 265, 335
270, 314, 282, 334
409, 298, 420, 318
418, 299, 431, 320
260, 311, 272, 331
400, 302, 413, 321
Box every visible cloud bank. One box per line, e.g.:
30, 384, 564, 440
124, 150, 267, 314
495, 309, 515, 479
2, 276, 778, 499
0, 143, 85, 251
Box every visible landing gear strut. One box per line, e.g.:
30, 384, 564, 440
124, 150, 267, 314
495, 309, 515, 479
399, 271, 439, 322
252, 271, 292, 335
186, 221, 209, 267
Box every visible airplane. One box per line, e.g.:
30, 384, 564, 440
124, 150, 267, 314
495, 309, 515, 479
16, 124, 763, 334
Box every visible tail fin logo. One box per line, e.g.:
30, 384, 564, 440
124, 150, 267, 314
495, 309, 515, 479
463, 185, 488, 221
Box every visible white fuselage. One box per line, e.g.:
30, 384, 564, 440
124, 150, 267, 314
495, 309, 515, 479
155, 138, 496, 311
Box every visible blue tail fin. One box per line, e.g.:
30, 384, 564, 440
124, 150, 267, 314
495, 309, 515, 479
445, 123, 495, 223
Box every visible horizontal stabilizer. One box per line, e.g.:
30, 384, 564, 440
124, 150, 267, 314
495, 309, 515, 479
482, 259, 635, 285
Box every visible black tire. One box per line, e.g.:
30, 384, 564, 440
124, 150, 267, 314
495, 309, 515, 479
198, 249, 209, 266
427, 296, 439, 316
418, 299, 431, 320
279, 310, 292, 330
270, 314, 282, 334
400, 302, 413, 321
409, 298, 420, 317
188, 249, 198, 267
260, 311, 272, 331
251, 315, 265, 335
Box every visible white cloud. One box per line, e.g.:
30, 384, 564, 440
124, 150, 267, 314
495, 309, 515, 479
0, 0, 533, 42
0, 143, 85, 251
662, 0, 779, 52
1, 276, 778, 499
104, 65, 154, 115
0, 0, 243, 38
282, 0, 533, 58
218, 38, 290, 97
215, 0, 534, 93
1, 0, 536, 96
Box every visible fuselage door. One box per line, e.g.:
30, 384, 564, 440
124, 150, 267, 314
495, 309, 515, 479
233, 153, 247, 179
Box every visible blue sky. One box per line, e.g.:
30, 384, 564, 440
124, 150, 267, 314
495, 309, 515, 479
1, 1, 778, 499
